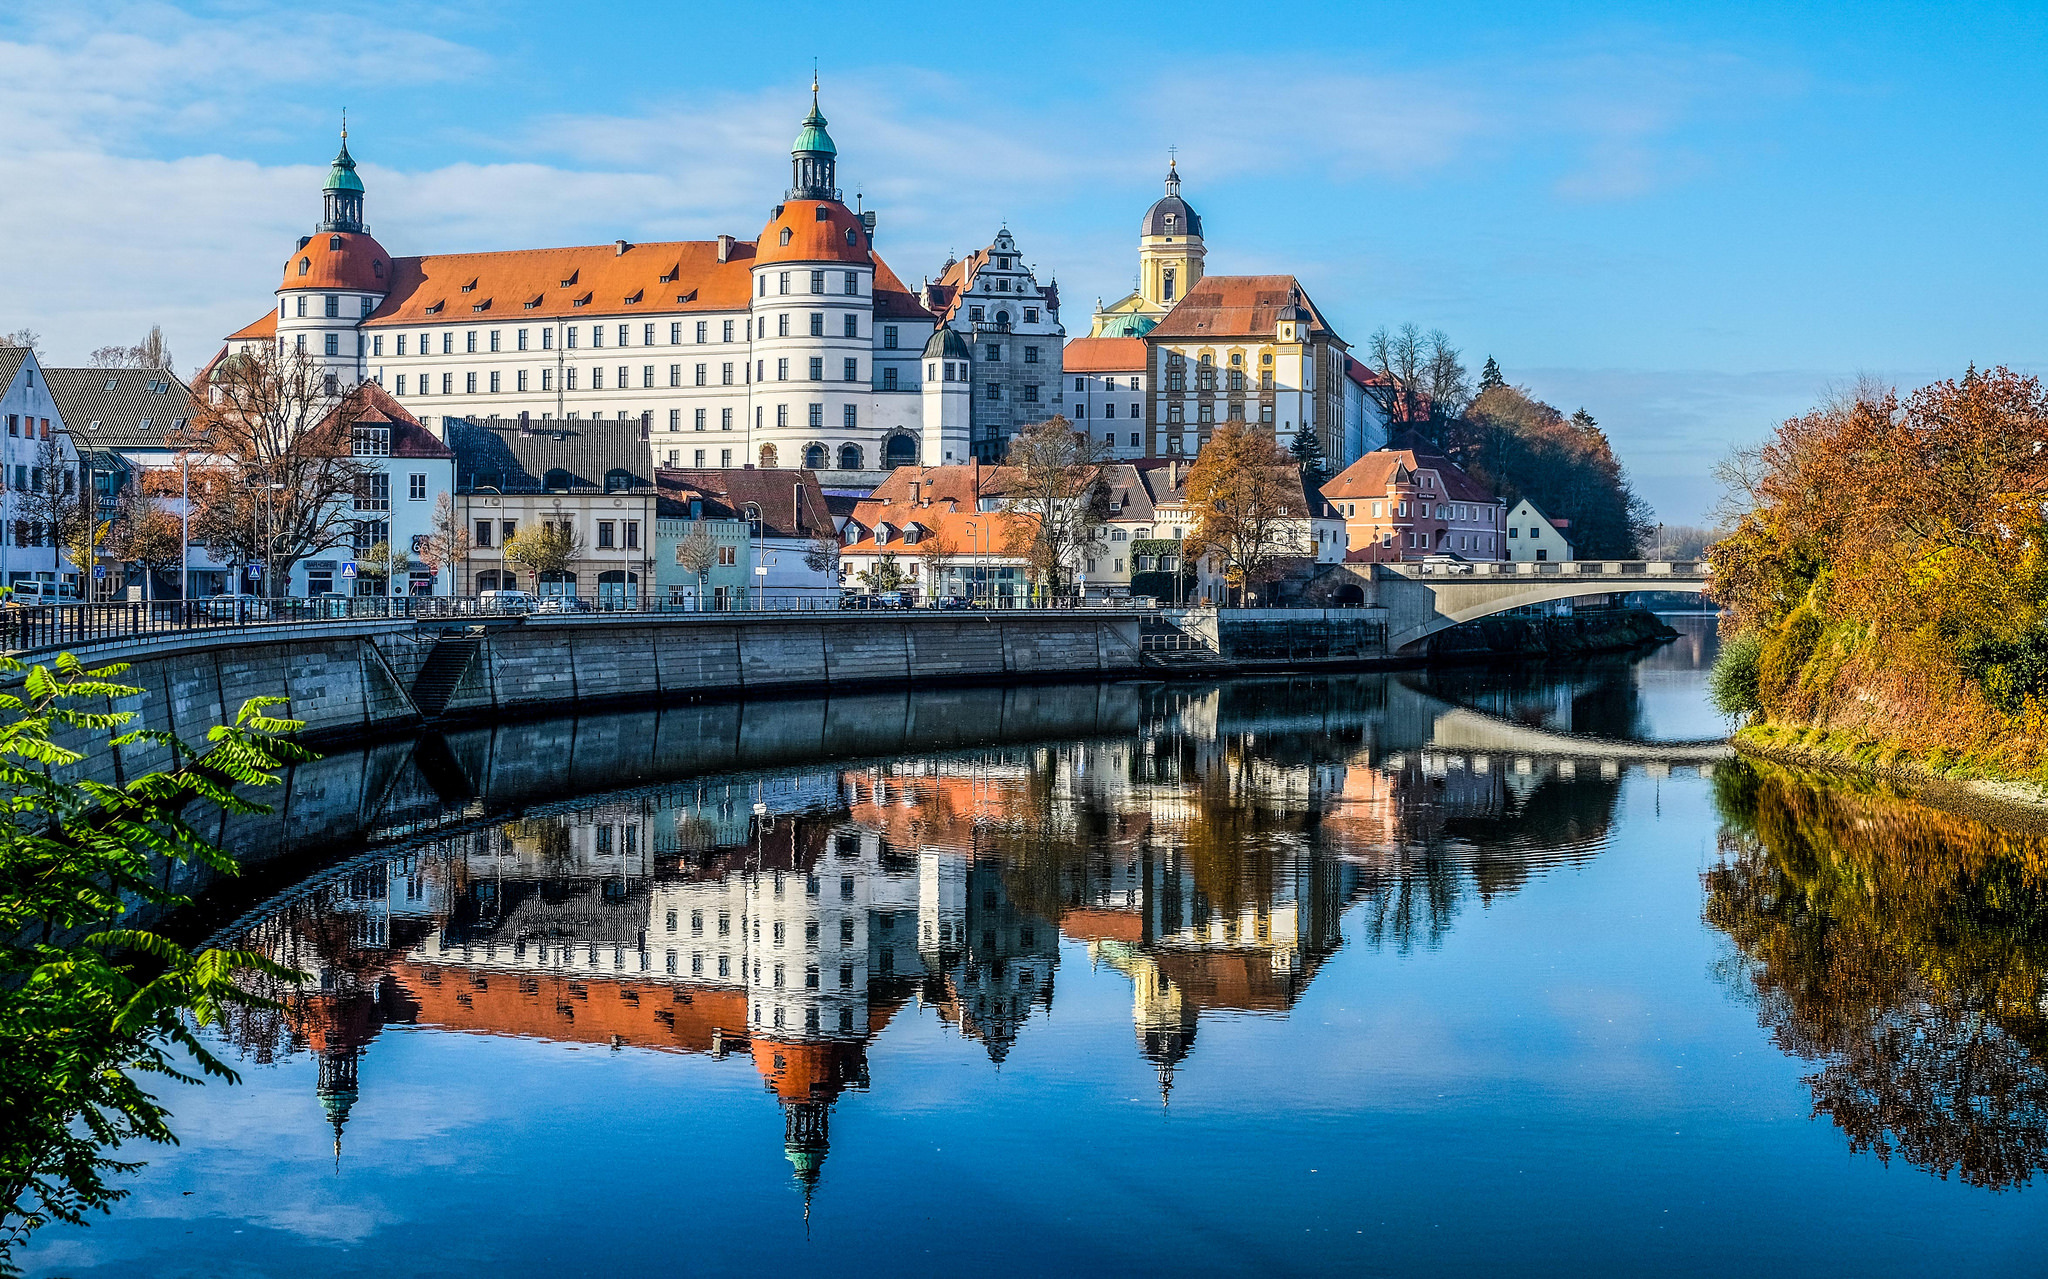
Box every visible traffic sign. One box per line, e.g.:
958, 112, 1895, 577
93, 565, 106, 579
245, 565, 261, 580
341, 562, 359, 579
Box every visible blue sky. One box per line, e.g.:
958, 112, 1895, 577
3, 1, 2045, 522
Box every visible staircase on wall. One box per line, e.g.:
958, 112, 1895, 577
410, 633, 482, 718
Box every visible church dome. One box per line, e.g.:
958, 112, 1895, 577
1096, 312, 1158, 339
281, 229, 392, 294
1142, 161, 1202, 238
792, 101, 836, 157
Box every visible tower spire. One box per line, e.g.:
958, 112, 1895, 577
319, 115, 366, 233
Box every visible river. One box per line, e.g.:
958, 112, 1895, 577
21, 615, 2048, 1276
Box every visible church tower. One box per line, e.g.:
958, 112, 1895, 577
1090, 157, 1206, 338
1138, 159, 1204, 312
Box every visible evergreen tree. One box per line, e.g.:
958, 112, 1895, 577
1572, 407, 1598, 432
1478, 356, 1504, 393
1288, 425, 1331, 479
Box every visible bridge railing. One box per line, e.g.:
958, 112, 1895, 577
1381, 559, 1707, 579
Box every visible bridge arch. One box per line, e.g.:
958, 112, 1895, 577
1377, 561, 1711, 653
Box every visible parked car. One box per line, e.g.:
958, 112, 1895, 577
932, 595, 971, 610
876, 591, 911, 610
479, 589, 536, 615
199, 594, 270, 620
534, 596, 592, 614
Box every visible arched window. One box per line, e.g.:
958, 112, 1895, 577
804, 443, 828, 469
758, 444, 778, 468
780, 228, 792, 246
838, 444, 862, 470
884, 434, 918, 469
373, 260, 384, 279
298, 258, 310, 276
475, 570, 503, 592
543, 468, 571, 492
329, 234, 342, 250
995, 310, 1010, 327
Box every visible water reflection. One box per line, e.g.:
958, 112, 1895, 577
216, 673, 1661, 1205
1707, 762, 2048, 1189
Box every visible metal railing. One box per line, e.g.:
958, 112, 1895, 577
1381, 559, 1707, 579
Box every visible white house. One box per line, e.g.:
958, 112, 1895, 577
1504, 497, 1575, 562
0, 347, 84, 594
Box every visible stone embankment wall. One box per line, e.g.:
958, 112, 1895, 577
13, 612, 1144, 784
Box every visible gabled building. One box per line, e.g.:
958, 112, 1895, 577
654, 467, 836, 607
448, 415, 654, 602
837, 463, 1036, 601
921, 228, 1065, 463
1504, 497, 1575, 562
1323, 432, 1506, 563
0, 347, 82, 594
46, 365, 207, 597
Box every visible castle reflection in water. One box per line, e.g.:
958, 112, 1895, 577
222, 677, 1640, 1205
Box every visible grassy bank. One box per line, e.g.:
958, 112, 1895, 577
1732, 721, 2048, 830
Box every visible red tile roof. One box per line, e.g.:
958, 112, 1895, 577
1323, 433, 1498, 505
280, 230, 394, 293
226, 310, 278, 341
1147, 274, 1339, 342
1062, 336, 1147, 373
755, 199, 873, 267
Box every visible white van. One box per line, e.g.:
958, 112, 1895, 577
10, 581, 79, 605
478, 589, 535, 615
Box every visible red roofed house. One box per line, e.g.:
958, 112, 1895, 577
837, 463, 1038, 602
221, 87, 963, 480
1063, 336, 1150, 460
1321, 432, 1506, 563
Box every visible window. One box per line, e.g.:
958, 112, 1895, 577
810, 270, 825, 294
597, 521, 615, 549
882, 325, 898, 349
590, 326, 603, 348
810, 312, 824, 336
409, 473, 428, 501
809, 357, 823, 380
720, 448, 733, 467
721, 408, 733, 431
985, 343, 1001, 361
474, 520, 493, 548
591, 367, 603, 390
969, 306, 983, 323
1024, 345, 1039, 363
882, 367, 898, 391
1023, 384, 1039, 402
466, 372, 477, 394
395, 374, 408, 395
843, 313, 859, 338
776, 358, 789, 381
353, 427, 391, 456
986, 382, 1001, 401
324, 295, 339, 318
541, 368, 553, 391
843, 358, 858, 382
844, 271, 858, 295
777, 313, 789, 338
643, 365, 655, 388
721, 362, 734, 386
807, 403, 823, 429
842, 403, 858, 428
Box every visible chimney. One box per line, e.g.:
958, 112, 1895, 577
716, 234, 734, 263
639, 410, 651, 442
615, 239, 630, 256
519, 410, 532, 437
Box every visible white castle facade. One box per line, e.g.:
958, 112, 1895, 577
224, 90, 970, 472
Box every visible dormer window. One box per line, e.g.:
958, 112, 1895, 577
780, 228, 793, 246
461, 279, 476, 293
298, 258, 310, 276
624, 289, 643, 304
329, 234, 342, 250
471, 300, 489, 312
571, 292, 591, 307
560, 271, 578, 287
103, 378, 117, 391
373, 260, 384, 278
660, 266, 678, 283
815, 206, 830, 221
845, 228, 856, 245
426, 301, 444, 314
524, 295, 541, 309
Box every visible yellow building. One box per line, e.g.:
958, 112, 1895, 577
1088, 160, 1207, 338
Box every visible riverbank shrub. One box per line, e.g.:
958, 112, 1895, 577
1712, 366, 2048, 778
1709, 632, 1764, 718
0, 654, 305, 1268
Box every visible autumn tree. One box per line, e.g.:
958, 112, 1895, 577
502, 521, 583, 591
411, 492, 469, 595
999, 415, 1109, 601
1183, 421, 1307, 606
1454, 383, 1654, 558
175, 348, 373, 597
101, 485, 185, 602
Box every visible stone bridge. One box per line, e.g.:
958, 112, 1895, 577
1373, 560, 1711, 652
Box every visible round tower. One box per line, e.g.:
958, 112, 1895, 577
750, 83, 881, 470
276, 121, 391, 394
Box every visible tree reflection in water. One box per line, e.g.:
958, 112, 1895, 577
1706, 762, 2048, 1189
